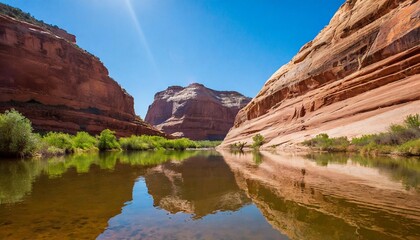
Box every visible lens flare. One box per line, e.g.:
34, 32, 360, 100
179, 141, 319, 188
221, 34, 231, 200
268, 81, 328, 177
124, 0, 158, 74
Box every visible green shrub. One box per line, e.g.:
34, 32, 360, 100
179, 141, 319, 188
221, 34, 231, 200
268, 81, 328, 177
351, 134, 376, 146
98, 129, 120, 151
404, 114, 420, 129
302, 134, 349, 152
230, 142, 246, 151
120, 135, 152, 151
194, 140, 222, 148
398, 139, 420, 156
389, 124, 406, 133
252, 134, 265, 148
73, 131, 97, 150
42, 132, 74, 153
0, 109, 38, 157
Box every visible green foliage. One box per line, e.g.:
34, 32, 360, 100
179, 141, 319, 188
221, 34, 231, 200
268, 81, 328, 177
252, 134, 265, 148
351, 134, 375, 146
302, 114, 420, 155
302, 133, 349, 151
404, 114, 420, 129
42, 132, 74, 152
0, 109, 38, 157
0, 3, 60, 32
73, 132, 98, 150
119, 135, 221, 151
98, 129, 120, 151
398, 139, 420, 156
230, 142, 247, 151
194, 140, 222, 148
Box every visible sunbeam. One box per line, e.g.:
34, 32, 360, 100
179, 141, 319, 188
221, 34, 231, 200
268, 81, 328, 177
124, 0, 158, 76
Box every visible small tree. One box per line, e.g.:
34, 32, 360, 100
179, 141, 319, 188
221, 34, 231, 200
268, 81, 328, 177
98, 129, 120, 151
252, 134, 265, 148
0, 109, 38, 157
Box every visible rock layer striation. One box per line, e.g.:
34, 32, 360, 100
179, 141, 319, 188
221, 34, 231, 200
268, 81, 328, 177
222, 0, 420, 148
0, 5, 164, 137
145, 83, 251, 140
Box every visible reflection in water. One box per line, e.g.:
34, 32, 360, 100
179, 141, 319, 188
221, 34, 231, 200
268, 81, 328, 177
220, 150, 420, 240
305, 153, 420, 190
0, 151, 215, 239
0, 151, 286, 240
145, 155, 250, 218
1, 150, 419, 239
98, 154, 285, 239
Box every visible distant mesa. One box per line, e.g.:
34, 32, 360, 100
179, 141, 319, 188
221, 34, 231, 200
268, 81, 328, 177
221, 0, 420, 148
145, 83, 251, 140
0, 3, 164, 137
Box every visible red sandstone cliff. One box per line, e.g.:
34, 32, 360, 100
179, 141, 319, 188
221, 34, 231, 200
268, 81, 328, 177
145, 83, 251, 140
222, 0, 420, 148
0, 4, 164, 137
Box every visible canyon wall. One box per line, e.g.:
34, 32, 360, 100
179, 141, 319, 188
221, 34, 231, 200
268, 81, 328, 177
145, 83, 251, 140
0, 5, 164, 137
222, 0, 420, 148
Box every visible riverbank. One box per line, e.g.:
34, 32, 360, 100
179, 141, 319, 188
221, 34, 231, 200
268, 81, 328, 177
0, 109, 221, 159
301, 114, 420, 157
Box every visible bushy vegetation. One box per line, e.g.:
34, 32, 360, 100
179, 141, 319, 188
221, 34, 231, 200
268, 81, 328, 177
73, 132, 98, 150
42, 132, 74, 153
0, 109, 38, 157
0, 3, 59, 32
252, 134, 265, 148
119, 135, 197, 151
98, 129, 120, 151
0, 109, 225, 159
229, 142, 247, 152
302, 114, 420, 156
194, 140, 222, 148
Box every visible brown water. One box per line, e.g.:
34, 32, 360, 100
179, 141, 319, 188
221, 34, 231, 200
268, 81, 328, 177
0, 150, 419, 239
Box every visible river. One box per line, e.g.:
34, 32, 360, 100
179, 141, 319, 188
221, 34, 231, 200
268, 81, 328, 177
0, 150, 419, 239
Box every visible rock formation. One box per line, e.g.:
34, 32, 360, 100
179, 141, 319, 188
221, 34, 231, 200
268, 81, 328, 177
0, 4, 164, 137
222, 0, 420, 148
145, 83, 251, 140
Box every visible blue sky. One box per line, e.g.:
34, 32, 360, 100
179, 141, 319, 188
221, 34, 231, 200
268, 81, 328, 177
1, 0, 344, 117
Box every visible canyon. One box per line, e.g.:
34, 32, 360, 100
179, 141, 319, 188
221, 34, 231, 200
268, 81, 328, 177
221, 0, 420, 148
0, 4, 164, 137
145, 83, 251, 140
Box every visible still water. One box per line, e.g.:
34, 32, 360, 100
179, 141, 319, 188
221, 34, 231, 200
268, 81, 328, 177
0, 150, 419, 239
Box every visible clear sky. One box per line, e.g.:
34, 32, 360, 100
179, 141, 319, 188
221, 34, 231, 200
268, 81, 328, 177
1, 0, 344, 117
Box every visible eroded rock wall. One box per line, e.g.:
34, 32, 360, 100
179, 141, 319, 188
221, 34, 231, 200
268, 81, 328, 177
222, 0, 420, 147
145, 83, 251, 140
0, 11, 164, 137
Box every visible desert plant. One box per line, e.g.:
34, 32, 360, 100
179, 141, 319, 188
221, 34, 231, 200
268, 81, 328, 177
42, 132, 74, 153
0, 109, 38, 157
404, 114, 420, 129
252, 134, 265, 148
351, 134, 376, 146
73, 131, 97, 150
98, 129, 120, 151
230, 142, 246, 151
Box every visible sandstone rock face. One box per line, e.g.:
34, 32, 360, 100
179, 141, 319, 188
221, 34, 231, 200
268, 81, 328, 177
0, 8, 164, 137
222, 0, 420, 148
145, 83, 251, 140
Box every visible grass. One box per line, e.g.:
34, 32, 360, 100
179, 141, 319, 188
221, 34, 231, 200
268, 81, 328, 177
302, 114, 420, 156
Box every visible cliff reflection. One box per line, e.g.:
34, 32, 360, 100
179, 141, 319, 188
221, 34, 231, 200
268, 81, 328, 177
145, 154, 250, 218
0, 151, 202, 239
220, 150, 420, 240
